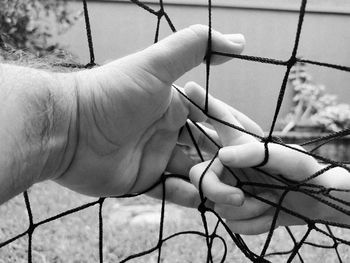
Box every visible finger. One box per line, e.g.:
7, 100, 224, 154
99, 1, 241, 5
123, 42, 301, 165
175, 86, 207, 123
185, 82, 263, 138
189, 160, 244, 206
166, 145, 197, 176
185, 82, 256, 146
227, 107, 264, 138
147, 176, 201, 208
183, 82, 263, 138
214, 192, 277, 220
225, 210, 277, 235
178, 121, 220, 155
140, 25, 245, 83
219, 143, 322, 180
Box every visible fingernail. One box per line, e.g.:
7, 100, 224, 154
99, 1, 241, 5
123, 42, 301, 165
227, 193, 244, 206
225, 34, 246, 45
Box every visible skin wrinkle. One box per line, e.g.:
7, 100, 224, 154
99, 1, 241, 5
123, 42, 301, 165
127, 90, 188, 194
100, 67, 166, 131
79, 70, 123, 156
135, 57, 173, 95
126, 118, 162, 194
23, 70, 76, 183
121, 66, 171, 124
39, 87, 54, 148
72, 69, 122, 156
138, 49, 176, 85
32, 90, 55, 182
90, 85, 120, 156
132, 131, 173, 194
39, 72, 79, 182
53, 112, 74, 180
188, 25, 208, 65
98, 82, 115, 126
54, 77, 80, 183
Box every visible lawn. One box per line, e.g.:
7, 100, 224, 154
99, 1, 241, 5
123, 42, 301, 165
1, 181, 349, 262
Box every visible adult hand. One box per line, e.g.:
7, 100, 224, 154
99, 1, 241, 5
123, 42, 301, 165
54, 25, 245, 206
188, 82, 350, 234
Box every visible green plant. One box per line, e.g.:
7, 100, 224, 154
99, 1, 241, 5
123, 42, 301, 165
314, 104, 350, 132
282, 61, 350, 133
0, 0, 80, 59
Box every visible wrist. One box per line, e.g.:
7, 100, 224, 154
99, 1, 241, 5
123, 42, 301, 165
4, 65, 80, 182
38, 71, 79, 182
0, 64, 78, 203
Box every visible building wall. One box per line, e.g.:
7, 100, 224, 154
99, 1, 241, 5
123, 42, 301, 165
59, 0, 350, 130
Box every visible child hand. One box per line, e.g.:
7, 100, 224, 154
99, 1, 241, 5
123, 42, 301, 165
186, 82, 349, 235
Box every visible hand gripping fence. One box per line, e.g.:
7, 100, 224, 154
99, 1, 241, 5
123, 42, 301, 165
1, 0, 350, 262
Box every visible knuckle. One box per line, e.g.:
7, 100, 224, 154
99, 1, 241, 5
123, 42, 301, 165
211, 192, 225, 203
189, 161, 210, 181
188, 24, 208, 37
296, 153, 315, 170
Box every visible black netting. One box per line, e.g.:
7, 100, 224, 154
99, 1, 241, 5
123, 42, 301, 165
1, 0, 350, 262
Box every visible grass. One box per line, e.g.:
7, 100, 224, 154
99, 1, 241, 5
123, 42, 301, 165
1, 181, 350, 262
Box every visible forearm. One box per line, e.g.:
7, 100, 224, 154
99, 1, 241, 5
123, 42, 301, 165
0, 64, 78, 204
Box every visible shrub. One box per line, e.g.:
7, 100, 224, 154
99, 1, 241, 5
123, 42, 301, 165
282, 61, 350, 133
0, 0, 80, 59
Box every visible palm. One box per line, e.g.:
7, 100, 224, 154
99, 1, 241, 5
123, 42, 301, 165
186, 83, 327, 233
53, 25, 245, 199
57, 63, 188, 196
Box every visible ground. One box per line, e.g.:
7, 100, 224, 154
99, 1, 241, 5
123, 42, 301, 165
0, 181, 349, 262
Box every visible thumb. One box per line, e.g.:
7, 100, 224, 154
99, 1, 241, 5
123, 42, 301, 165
138, 24, 245, 84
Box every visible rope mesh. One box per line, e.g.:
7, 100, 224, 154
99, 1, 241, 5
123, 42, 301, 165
1, 0, 350, 262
